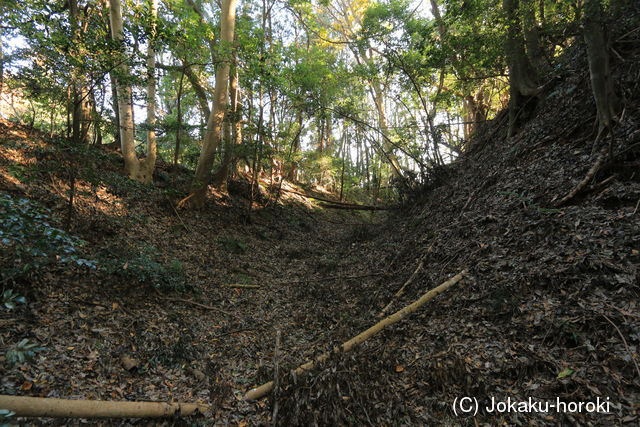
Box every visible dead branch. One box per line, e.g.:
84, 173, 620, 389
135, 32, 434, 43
244, 270, 467, 400
556, 147, 608, 206
279, 188, 392, 210
165, 193, 192, 232
0, 395, 208, 418
601, 314, 640, 380
319, 202, 392, 211
222, 283, 261, 289
158, 295, 231, 315
273, 271, 390, 285
378, 260, 424, 317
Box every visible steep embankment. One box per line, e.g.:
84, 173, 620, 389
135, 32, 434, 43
272, 15, 640, 427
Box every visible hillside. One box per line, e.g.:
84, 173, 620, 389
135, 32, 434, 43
265, 17, 640, 425
1, 4, 640, 426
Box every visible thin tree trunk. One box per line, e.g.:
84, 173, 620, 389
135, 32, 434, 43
181, 0, 238, 208
174, 70, 185, 166
139, 0, 158, 182
108, 0, 140, 179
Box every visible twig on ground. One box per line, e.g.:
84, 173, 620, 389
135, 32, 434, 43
273, 271, 389, 285
165, 193, 192, 232
601, 313, 640, 380
272, 329, 282, 425
378, 259, 424, 317
151, 287, 231, 315
556, 147, 608, 206
222, 283, 261, 289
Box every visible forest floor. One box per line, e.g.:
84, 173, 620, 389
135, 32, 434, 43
1, 19, 640, 426
0, 119, 400, 425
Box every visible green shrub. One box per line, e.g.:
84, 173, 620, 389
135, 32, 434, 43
0, 193, 96, 282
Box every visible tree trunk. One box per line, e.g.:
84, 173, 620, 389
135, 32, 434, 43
69, 0, 91, 145
583, 0, 619, 132
139, 0, 158, 183
0, 31, 4, 95
287, 109, 303, 181
181, 0, 238, 208
108, 0, 141, 179
213, 57, 241, 190
174, 70, 185, 166
504, 0, 539, 136
521, 0, 546, 73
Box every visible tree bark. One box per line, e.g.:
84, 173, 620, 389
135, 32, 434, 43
69, 0, 92, 145
521, 0, 546, 73
181, 0, 238, 208
174, 70, 185, 166
583, 0, 619, 132
213, 57, 241, 190
108, 0, 141, 179
139, 0, 158, 182
504, 0, 539, 136
0, 395, 208, 418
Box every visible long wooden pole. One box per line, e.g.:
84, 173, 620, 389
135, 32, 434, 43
244, 270, 467, 400
0, 396, 208, 418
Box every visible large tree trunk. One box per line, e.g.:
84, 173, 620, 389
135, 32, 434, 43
583, 0, 619, 132
139, 0, 158, 183
181, 0, 238, 208
108, 0, 141, 179
504, 0, 539, 136
213, 57, 241, 190
521, 0, 546, 73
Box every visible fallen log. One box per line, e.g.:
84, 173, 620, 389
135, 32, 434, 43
244, 269, 467, 400
318, 202, 392, 211
0, 395, 209, 418
279, 188, 392, 210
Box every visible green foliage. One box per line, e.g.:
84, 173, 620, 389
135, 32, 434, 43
0, 193, 96, 283
2, 290, 26, 310
6, 339, 46, 367
101, 245, 189, 292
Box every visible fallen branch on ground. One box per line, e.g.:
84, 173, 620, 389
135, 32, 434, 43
319, 202, 392, 211
244, 270, 467, 400
0, 395, 208, 418
273, 271, 389, 285
222, 283, 261, 289
378, 260, 424, 317
556, 147, 608, 206
161, 297, 231, 314
278, 188, 392, 210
